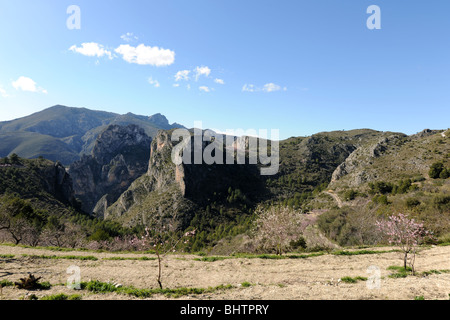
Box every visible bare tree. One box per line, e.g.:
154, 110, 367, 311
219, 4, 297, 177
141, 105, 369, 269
138, 210, 195, 289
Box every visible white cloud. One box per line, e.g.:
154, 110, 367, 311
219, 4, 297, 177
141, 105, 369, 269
12, 76, 47, 94
262, 83, 281, 92
173, 83, 180, 87
174, 70, 190, 81
194, 66, 211, 81
199, 86, 211, 92
115, 44, 175, 66
214, 78, 225, 85
69, 42, 112, 59
148, 77, 160, 88
0, 87, 9, 98
120, 32, 138, 42
242, 84, 257, 92
242, 83, 285, 93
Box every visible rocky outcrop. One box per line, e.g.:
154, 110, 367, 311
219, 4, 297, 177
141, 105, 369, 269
104, 129, 266, 228
330, 133, 407, 187
68, 124, 151, 216
41, 161, 78, 207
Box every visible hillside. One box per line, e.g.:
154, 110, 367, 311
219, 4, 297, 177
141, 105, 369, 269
68, 124, 152, 215
0, 105, 184, 165
0, 114, 448, 253
101, 127, 450, 251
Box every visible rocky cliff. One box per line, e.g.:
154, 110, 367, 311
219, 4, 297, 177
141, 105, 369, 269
104, 129, 267, 228
330, 132, 407, 187
68, 124, 151, 216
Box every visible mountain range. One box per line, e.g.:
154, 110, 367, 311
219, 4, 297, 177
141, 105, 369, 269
0, 105, 184, 165
0, 105, 449, 251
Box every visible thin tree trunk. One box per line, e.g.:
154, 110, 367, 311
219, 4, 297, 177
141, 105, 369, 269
156, 251, 163, 289
404, 252, 408, 270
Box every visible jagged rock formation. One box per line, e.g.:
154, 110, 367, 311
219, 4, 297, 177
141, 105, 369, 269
104, 129, 267, 228
68, 124, 151, 216
45, 161, 78, 207
330, 133, 407, 186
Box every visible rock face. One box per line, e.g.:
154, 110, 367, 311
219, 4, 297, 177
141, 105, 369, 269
330, 133, 407, 187
68, 124, 151, 216
42, 161, 78, 207
104, 129, 266, 228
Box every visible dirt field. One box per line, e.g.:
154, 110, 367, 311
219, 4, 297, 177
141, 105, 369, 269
1, 244, 449, 300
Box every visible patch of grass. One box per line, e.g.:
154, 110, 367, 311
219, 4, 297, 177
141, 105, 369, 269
340, 276, 368, 284
80, 280, 234, 299
234, 252, 325, 260
438, 242, 450, 247
36, 281, 52, 290
0, 280, 14, 287
421, 269, 450, 276
414, 296, 425, 300
103, 256, 156, 261
387, 265, 413, 278
40, 293, 82, 300
0, 254, 14, 259
22, 254, 98, 261
241, 282, 252, 288
194, 256, 230, 262
333, 249, 397, 256
1, 243, 77, 252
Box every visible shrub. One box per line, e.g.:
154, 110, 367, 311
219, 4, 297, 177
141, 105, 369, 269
343, 189, 358, 201
429, 162, 444, 179
369, 181, 393, 194
373, 194, 389, 205
440, 168, 450, 179
406, 198, 421, 208
433, 195, 450, 212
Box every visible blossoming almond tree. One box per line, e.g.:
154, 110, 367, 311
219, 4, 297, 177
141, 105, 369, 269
376, 213, 433, 274
253, 206, 308, 256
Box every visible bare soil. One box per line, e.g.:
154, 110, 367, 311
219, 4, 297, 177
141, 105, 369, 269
1, 244, 449, 300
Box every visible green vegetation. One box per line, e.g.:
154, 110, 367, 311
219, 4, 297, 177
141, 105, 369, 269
332, 249, 398, 256
387, 266, 414, 278
103, 256, 156, 261
80, 280, 234, 299
21, 254, 98, 261
0, 156, 137, 248
241, 282, 252, 288
40, 293, 82, 300
340, 276, 367, 284
1, 126, 449, 254
0, 279, 14, 287
368, 179, 418, 196
429, 162, 450, 179
194, 256, 230, 262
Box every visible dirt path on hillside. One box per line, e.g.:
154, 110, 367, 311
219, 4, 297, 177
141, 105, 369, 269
323, 190, 343, 208
1, 244, 449, 300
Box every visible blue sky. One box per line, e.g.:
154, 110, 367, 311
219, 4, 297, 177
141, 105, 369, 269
0, 0, 449, 139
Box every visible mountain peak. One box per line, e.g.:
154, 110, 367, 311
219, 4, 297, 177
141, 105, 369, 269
148, 113, 169, 127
